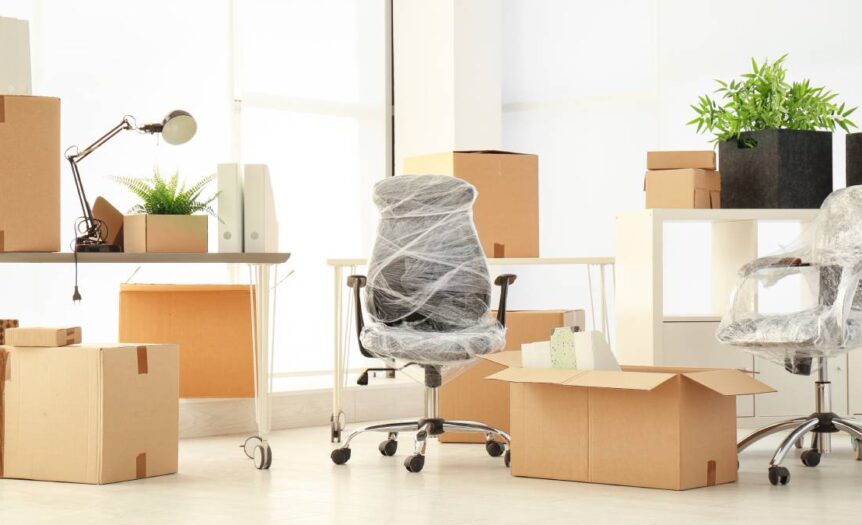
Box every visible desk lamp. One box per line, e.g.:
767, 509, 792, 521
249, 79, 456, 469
65, 110, 197, 252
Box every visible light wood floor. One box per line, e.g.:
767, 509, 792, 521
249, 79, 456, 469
2, 426, 861, 524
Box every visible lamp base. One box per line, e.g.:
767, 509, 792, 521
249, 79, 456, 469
74, 242, 118, 253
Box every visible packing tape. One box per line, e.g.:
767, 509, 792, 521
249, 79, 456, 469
0, 231, 4, 252
136, 452, 147, 479
136, 346, 148, 375
0, 348, 7, 477
65, 328, 77, 345
493, 243, 505, 258
706, 460, 717, 487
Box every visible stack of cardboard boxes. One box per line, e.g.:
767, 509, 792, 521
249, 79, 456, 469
644, 150, 721, 209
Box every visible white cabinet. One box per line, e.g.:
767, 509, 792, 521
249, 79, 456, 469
662, 320, 754, 417
754, 356, 847, 417
847, 351, 862, 416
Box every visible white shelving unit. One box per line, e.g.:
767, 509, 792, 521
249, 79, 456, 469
612, 209, 848, 423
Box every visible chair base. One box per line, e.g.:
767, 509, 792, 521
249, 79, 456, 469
330, 385, 511, 473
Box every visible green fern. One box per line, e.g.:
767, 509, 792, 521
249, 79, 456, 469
111, 168, 220, 221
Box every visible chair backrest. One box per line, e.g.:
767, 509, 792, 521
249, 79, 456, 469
366, 174, 492, 331
811, 187, 862, 308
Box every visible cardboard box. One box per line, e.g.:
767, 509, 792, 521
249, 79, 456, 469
647, 150, 716, 170
0, 95, 60, 252
124, 214, 208, 253
0, 343, 178, 484
403, 151, 539, 257
439, 310, 583, 443
486, 356, 774, 490
5, 326, 81, 347
644, 169, 721, 209
0, 320, 17, 345
119, 284, 254, 398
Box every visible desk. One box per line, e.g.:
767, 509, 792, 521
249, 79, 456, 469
326, 256, 615, 442
0, 251, 291, 469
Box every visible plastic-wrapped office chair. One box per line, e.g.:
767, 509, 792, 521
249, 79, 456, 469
329, 174, 516, 473
717, 186, 862, 485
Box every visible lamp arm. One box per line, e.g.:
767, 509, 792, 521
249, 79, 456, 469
65, 116, 135, 244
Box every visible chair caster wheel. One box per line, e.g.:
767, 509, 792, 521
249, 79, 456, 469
404, 454, 425, 473
855, 439, 862, 461
801, 449, 821, 467
253, 443, 272, 470
504, 450, 511, 468
379, 439, 398, 457
768, 466, 790, 485
331, 448, 352, 465
242, 436, 263, 459
485, 440, 505, 457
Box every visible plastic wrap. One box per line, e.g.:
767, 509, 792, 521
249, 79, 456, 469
359, 174, 505, 366
717, 187, 862, 372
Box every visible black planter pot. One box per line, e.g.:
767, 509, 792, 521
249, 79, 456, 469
718, 129, 832, 208
847, 133, 862, 187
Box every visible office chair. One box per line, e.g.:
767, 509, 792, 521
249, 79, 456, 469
329, 174, 516, 473
717, 186, 862, 485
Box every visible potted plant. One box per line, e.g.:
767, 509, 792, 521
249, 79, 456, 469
113, 169, 218, 253
847, 133, 862, 187
689, 55, 857, 208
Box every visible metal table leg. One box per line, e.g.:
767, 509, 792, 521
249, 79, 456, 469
242, 263, 276, 469
331, 263, 346, 443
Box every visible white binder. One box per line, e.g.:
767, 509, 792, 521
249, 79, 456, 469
0, 17, 32, 95
243, 164, 278, 253
217, 163, 244, 253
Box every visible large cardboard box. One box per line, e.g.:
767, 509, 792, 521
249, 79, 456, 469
124, 214, 208, 253
0, 343, 178, 484
0, 95, 60, 252
439, 310, 584, 443
644, 169, 721, 209
403, 151, 539, 257
486, 356, 774, 490
119, 284, 254, 398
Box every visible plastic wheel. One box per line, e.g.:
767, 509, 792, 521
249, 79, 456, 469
768, 466, 790, 486
801, 449, 821, 467
253, 444, 272, 470
242, 436, 263, 459
504, 450, 511, 468
485, 440, 505, 458
379, 439, 398, 457
331, 447, 352, 465
404, 454, 425, 473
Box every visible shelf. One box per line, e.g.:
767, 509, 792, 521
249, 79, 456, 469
618, 209, 819, 223
663, 315, 723, 323
327, 256, 614, 266
0, 252, 291, 264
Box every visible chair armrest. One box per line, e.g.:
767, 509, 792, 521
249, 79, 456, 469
833, 260, 862, 345
738, 256, 808, 278
346, 275, 373, 357
494, 274, 517, 327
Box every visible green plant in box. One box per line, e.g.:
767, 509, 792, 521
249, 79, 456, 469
112, 169, 219, 219
689, 54, 857, 146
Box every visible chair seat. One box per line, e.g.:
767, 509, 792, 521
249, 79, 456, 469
360, 318, 505, 365
717, 307, 862, 350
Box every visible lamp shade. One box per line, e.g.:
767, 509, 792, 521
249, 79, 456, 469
160, 110, 197, 145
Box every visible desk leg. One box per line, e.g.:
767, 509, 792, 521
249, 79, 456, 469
242, 263, 276, 469
331, 264, 346, 443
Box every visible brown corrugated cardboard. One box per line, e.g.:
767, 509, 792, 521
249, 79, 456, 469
0, 320, 17, 345
645, 169, 721, 209
92, 196, 124, 250
1, 343, 178, 484
5, 326, 81, 347
119, 284, 254, 398
124, 214, 208, 253
0, 95, 60, 252
403, 151, 539, 257
486, 360, 774, 490
647, 150, 716, 170
440, 310, 583, 443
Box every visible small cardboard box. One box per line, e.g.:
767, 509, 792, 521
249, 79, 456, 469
647, 150, 716, 170
124, 214, 208, 253
0, 343, 179, 484
644, 169, 721, 209
0, 320, 17, 345
403, 151, 539, 257
119, 284, 254, 398
5, 326, 81, 347
440, 310, 584, 443
486, 358, 774, 490
0, 95, 60, 252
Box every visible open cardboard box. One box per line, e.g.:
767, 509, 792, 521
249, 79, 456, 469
482, 352, 774, 490
644, 168, 720, 209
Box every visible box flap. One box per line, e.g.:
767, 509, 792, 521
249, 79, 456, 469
454, 150, 531, 155
485, 367, 580, 385
683, 369, 776, 396
479, 350, 522, 368
563, 370, 677, 391
120, 284, 252, 293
